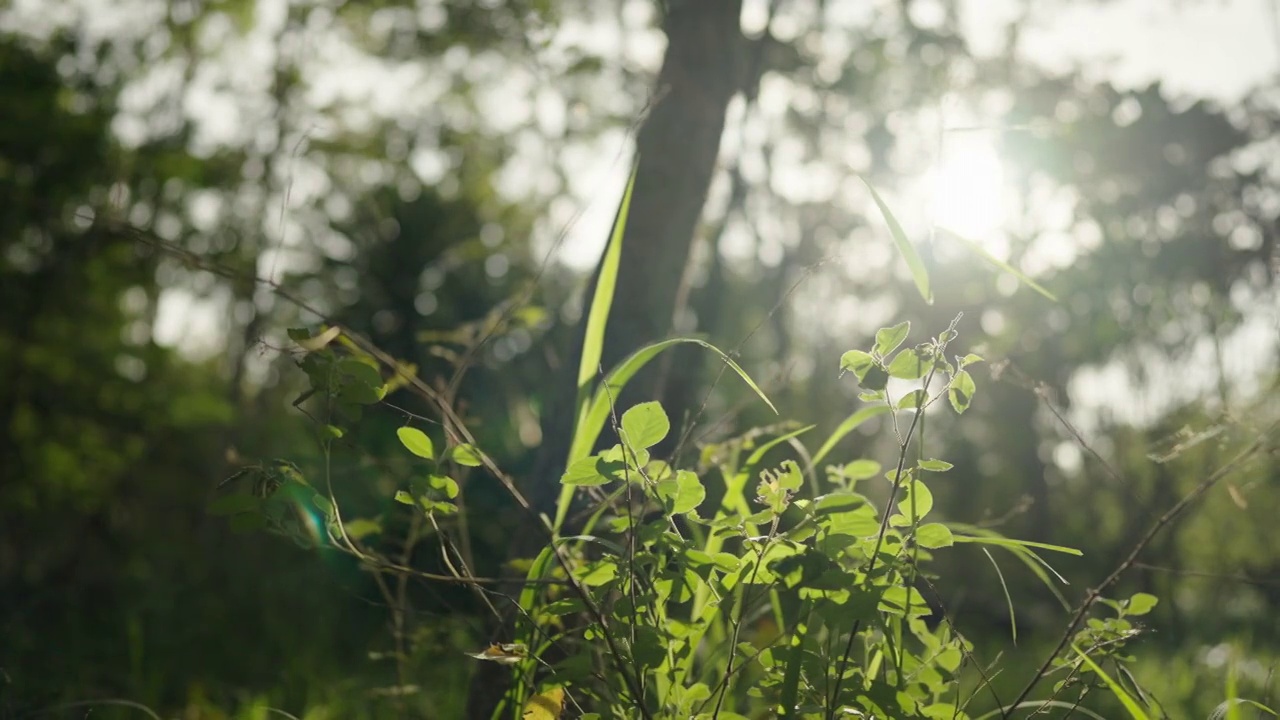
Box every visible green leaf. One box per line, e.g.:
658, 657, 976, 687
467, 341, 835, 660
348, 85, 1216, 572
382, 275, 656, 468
918, 459, 953, 472
323, 424, 344, 439
879, 585, 933, 616
874, 321, 911, 357
960, 353, 984, 367
897, 479, 934, 521
340, 380, 385, 405
343, 518, 382, 540
840, 459, 882, 482
620, 401, 670, 450
311, 493, 334, 519
394, 490, 415, 505
560, 456, 621, 486
862, 176, 932, 304
915, 523, 954, 549
1125, 593, 1159, 616
840, 349, 876, 376
429, 474, 459, 499
658, 470, 705, 514
948, 370, 976, 414
575, 561, 617, 587
897, 389, 927, 410
887, 347, 932, 380
940, 227, 1058, 302
449, 443, 484, 467
396, 427, 434, 460
338, 357, 383, 388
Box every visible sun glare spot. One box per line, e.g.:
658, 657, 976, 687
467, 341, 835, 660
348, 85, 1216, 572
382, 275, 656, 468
927, 136, 1009, 250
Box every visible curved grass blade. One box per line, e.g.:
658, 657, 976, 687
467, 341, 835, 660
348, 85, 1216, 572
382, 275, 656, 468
554, 336, 776, 531
939, 227, 1058, 302
811, 405, 892, 468
861, 176, 932, 304
982, 547, 1017, 644
572, 162, 639, 444
1072, 645, 1151, 720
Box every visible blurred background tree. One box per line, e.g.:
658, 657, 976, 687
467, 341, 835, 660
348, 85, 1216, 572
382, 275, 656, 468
0, 0, 1276, 718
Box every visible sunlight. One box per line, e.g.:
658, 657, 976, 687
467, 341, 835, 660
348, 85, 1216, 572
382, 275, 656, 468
926, 135, 1010, 247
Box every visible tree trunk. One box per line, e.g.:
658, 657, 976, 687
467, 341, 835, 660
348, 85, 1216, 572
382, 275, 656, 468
530, 0, 745, 511
466, 3, 744, 717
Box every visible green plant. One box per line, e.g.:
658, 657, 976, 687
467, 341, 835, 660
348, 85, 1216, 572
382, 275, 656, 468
201, 175, 1279, 720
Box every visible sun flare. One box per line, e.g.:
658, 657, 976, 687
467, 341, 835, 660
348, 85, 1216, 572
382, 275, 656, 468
926, 136, 1009, 244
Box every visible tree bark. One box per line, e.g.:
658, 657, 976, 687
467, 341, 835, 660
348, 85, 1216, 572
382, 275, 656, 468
466, 3, 744, 717
530, 0, 745, 510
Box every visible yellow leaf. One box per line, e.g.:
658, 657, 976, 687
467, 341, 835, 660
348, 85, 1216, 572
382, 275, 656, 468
521, 687, 564, 720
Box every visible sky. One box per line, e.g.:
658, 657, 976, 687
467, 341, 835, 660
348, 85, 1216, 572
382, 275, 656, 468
964, 0, 1280, 102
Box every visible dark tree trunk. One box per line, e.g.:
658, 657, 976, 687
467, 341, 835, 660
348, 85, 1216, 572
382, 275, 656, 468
466, 3, 744, 717
529, 0, 745, 512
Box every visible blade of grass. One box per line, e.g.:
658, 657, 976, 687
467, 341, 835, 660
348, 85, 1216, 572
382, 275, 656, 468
1072, 644, 1151, 720
981, 548, 1017, 644
553, 162, 637, 534
811, 405, 892, 468
861, 176, 932, 304
938, 227, 1058, 301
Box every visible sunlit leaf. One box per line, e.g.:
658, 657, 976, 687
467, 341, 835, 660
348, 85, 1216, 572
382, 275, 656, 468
342, 518, 382, 540
1125, 593, 1159, 616
338, 357, 383, 388
874, 321, 911, 357
521, 687, 564, 720
428, 474, 459, 499
887, 347, 932, 380
658, 470, 705, 514
915, 523, 954, 549
396, 427, 434, 460
948, 370, 976, 414
839, 349, 876, 377
560, 456, 618, 486
449, 443, 484, 467
837, 459, 882, 483
897, 479, 934, 521
620, 401, 669, 450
